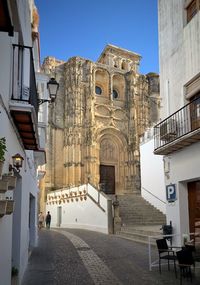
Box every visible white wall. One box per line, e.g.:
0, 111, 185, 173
19, 168, 38, 282
140, 137, 166, 213
164, 142, 200, 241
46, 184, 112, 234
0, 216, 12, 285
158, 0, 200, 117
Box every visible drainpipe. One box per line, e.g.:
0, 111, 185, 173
166, 79, 170, 116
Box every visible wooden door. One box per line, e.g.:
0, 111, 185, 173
188, 181, 200, 243
100, 165, 115, 194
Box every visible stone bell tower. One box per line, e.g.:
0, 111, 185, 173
42, 44, 160, 195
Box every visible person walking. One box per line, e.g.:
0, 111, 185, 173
38, 212, 44, 230
45, 211, 51, 229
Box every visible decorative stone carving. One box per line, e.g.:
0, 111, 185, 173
100, 139, 116, 161
43, 44, 160, 194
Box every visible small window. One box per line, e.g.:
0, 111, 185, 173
190, 93, 200, 129
112, 89, 118, 99
95, 86, 102, 95
121, 61, 126, 70
113, 60, 118, 68
186, 0, 199, 23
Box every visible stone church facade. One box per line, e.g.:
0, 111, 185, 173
42, 44, 160, 195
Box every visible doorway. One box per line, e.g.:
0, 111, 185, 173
100, 165, 115, 194
57, 206, 62, 227
29, 194, 36, 249
188, 180, 200, 243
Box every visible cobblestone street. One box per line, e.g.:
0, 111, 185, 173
22, 229, 200, 285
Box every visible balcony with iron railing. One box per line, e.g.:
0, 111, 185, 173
9, 44, 39, 150
154, 96, 200, 155
11, 44, 39, 114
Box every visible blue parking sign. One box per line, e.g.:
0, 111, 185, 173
166, 184, 176, 202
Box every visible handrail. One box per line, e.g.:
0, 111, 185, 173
142, 186, 166, 205
87, 192, 105, 213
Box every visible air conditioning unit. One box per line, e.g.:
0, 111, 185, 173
160, 118, 177, 141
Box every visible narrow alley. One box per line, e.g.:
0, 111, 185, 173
22, 229, 200, 285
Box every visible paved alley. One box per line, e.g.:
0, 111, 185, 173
22, 229, 200, 285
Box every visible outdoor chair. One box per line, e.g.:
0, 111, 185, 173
176, 248, 194, 285
156, 238, 177, 277
184, 243, 196, 270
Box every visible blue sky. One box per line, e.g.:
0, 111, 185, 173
35, 0, 159, 74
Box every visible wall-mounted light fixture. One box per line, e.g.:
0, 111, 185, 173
9, 153, 24, 173
38, 77, 59, 105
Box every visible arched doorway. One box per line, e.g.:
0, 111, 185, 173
99, 133, 125, 195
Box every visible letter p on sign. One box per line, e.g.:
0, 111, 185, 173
166, 184, 176, 202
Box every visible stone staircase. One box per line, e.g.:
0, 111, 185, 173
113, 194, 166, 244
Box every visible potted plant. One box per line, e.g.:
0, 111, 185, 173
11, 266, 18, 285
2, 173, 17, 190
0, 137, 7, 176
6, 199, 15, 215
11, 266, 18, 277
0, 180, 9, 193
0, 200, 7, 218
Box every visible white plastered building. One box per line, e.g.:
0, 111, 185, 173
0, 1, 47, 284
154, 0, 200, 245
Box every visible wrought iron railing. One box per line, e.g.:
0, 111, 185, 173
11, 44, 39, 117
154, 96, 200, 150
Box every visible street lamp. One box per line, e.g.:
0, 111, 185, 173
9, 153, 24, 173
38, 77, 59, 105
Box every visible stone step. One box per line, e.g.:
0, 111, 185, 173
121, 210, 163, 214
120, 225, 162, 235
121, 210, 164, 214
122, 220, 166, 224
120, 213, 166, 219
122, 213, 165, 216
119, 202, 162, 207
119, 204, 163, 209
121, 219, 166, 224
116, 225, 163, 245
121, 215, 165, 220
122, 221, 165, 226
120, 205, 164, 210
121, 214, 165, 219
